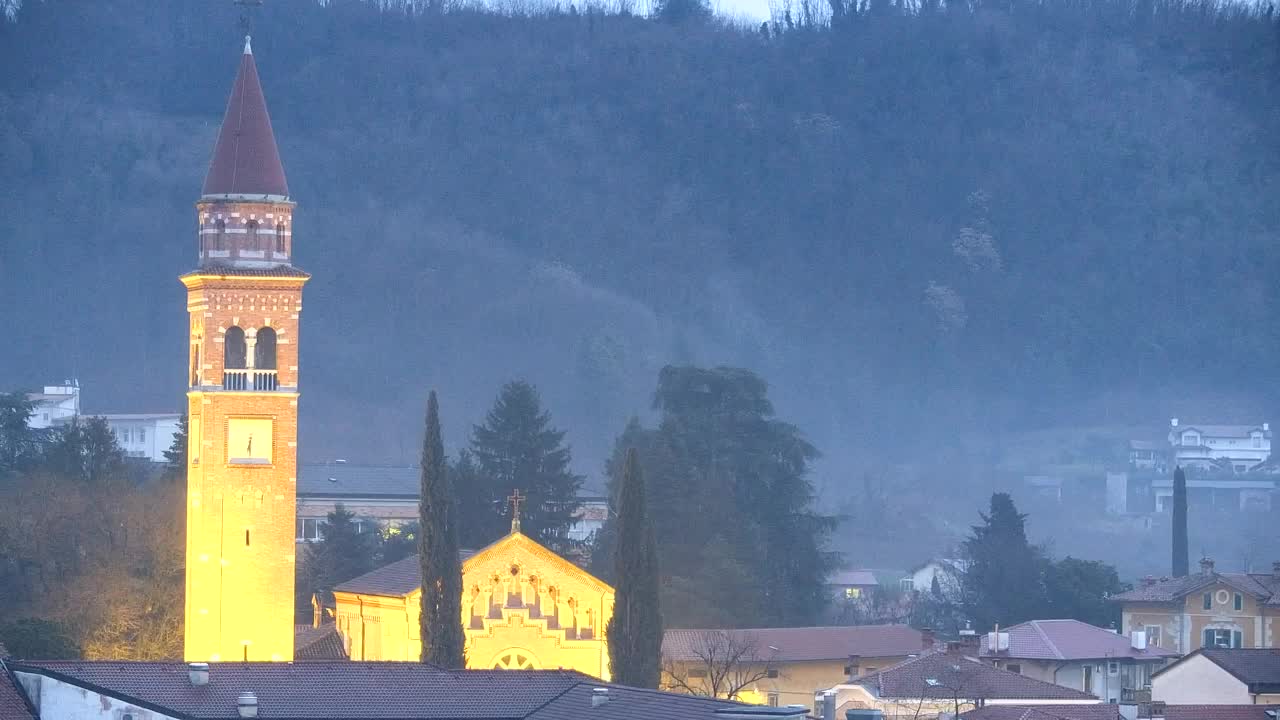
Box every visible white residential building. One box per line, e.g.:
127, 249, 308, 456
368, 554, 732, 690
23, 382, 181, 462
24, 383, 80, 429
1168, 418, 1272, 473
101, 413, 183, 462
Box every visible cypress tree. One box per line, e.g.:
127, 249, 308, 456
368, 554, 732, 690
418, 391, 465, 668
1172, 466, 1189, 577
605, 448, 662, 688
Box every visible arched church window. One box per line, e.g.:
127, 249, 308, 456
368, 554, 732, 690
254, 327, 277, 370
224, 326, 247, 369
215, 219, 226, 250
275, 222, 286, 253
246, 220, 260, 250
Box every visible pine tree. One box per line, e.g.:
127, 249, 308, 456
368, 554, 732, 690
298, 504, 379, 607
606, 448, 662, 688
961, 493, 1049, 630
161, 414, 188, 482
1172, 466, 1189, 577
464, 381, 582, 553
418, 391, 465, 668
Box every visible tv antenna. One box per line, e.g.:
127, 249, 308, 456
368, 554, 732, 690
235, 0, 264, 37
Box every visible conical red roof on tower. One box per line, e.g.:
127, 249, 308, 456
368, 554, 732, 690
202, 36, 289, 198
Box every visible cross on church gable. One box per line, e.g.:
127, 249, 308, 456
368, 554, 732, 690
506, 489, 524, 533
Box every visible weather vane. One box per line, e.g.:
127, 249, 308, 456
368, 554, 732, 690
235, 0, 264, 38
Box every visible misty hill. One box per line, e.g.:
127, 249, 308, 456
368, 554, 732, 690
1, 0, 1278, 500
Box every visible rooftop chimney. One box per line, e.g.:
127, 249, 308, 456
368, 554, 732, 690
920, 628, 936, 650
1200, 557, 1215, 577
237, 692, 258, 719
1264, 423, 1270, 432
820, 690, 837, 720
591, 688, 610, 708
1273, 561, 1280, 580
188, 662, 209, 687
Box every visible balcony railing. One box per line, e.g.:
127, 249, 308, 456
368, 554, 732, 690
1122, 688, 1151, 704
222, 369, 279, 391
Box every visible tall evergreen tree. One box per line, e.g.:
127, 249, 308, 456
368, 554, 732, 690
1172, 466, 1189, 577
161, 414, 188, 482
298, 505, 379, 608
606, 448, 662, 688
600, 366, 836, 628
418, 391, 465, 668
463, 381, 582, 553
0, 392, 36, 474
961, 493, 1049, 630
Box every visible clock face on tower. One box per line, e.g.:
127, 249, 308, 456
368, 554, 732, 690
227, 417, 273, 465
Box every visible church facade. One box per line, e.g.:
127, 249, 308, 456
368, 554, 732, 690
182, 36, 307, 662
331, 527, 615, 679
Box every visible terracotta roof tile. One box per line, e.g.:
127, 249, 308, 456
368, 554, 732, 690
294, 625, 348, 661
0, 670, 35, 720
526, 684, 742, 720
1112, 572, 1280, 605
663, 625, 927, 663
9, 662, 748, 720
181, 264, 311, 279
1198, 649, 1280, 691
1161, 706, 1280, 720
829, 570, 880, 587
202, 38, 289, 198
13, 662, 582, 719
958, 705, 1123, 720
979, 620, 1178, 661
332, 551, 480, 597
856, 651, 1097, 701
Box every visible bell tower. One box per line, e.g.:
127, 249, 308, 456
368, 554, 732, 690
182, 35, 307, 662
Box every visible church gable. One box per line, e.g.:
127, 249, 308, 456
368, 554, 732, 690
464, 532, 612, 602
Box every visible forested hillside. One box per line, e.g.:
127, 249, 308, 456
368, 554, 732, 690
2, 0, 1278, 508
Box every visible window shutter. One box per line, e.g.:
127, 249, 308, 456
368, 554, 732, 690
1233, 630, 1243, 648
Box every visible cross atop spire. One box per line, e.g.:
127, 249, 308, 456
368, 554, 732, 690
507, 489, 525, 534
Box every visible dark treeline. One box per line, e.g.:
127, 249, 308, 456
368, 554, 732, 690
2, 0, 1279, 567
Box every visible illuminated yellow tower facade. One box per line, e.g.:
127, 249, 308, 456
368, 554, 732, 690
182, 36, 307, 662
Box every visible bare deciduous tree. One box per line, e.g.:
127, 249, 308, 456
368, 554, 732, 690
661, 629, 781, 700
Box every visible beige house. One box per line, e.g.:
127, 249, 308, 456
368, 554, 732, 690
330, 528, 614, 678
662, 624, 931, 707
1113, 558, 1280, 654
1151, 648, 1280, 705
820, 647, 1099, 719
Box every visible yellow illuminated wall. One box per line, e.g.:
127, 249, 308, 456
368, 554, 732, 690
333, 531, 614, 679
182, 262, 307, 662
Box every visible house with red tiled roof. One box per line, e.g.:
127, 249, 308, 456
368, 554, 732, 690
1152, 704, 1280, 720
661, 624, 932, 708
958, 705, 1123, 720
5, 660, 809, 720
977, 619, 1177, 704
0, 668, 36, 720
818, 646, 1099, 720
1152, 648, 1280, 705
1113, 558, 1280, 654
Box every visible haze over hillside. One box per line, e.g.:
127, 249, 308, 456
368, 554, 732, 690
2, 0, 1278, 569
